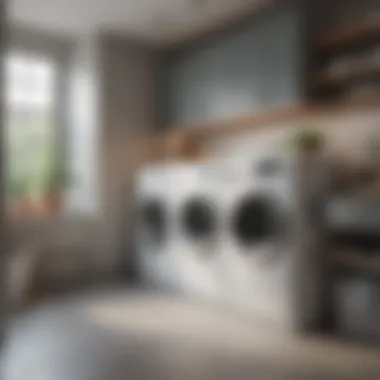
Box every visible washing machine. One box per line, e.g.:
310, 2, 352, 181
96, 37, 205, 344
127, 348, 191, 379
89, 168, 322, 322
136, 162, 223, 298
166, 162, 224, 300
215, 151, 299, 327
135, 164, 177, 290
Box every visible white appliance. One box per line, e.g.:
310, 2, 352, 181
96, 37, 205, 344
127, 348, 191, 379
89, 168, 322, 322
136, 149, 301, 328
135, 165, 177, 290
166, 162, 223, 300
135, 162, 223, 299
214, 151, 299, 327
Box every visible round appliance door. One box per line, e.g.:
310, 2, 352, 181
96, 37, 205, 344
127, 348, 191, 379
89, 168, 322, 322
231, 194, 279, 248
181, 196, 218, 242
139, 198, 167, 246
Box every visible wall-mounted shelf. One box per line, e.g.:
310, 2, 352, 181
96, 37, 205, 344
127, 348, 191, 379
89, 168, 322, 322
314, 64, 380, 90
315, 21, 380, 53
165, 98, 380, 144
310, 12, 380, 103
330, 249, 380, 277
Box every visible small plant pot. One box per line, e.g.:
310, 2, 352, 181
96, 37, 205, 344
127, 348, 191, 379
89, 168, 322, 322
292, 129, 325, 155
9, 197, 33, 218
44, 193, 62, 214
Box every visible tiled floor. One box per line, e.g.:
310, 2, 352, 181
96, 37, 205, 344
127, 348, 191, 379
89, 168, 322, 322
1, 289, 380, 380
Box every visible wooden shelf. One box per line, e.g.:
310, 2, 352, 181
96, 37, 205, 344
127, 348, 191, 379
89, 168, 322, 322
330, 250, 380, 277
168, 97, 380, 142
314, 64, 380, 90
148, 96, 380, 162
315, 21, 380, 53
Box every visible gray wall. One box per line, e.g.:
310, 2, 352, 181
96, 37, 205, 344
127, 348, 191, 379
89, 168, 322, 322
99, 34, 157, 216
160, 7, 303, 127
1, 0, 7, 339
97, 34, 158, 275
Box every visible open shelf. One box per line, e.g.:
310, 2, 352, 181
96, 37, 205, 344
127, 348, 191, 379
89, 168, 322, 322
314, 64, 380, 90
315, 21, 380, 53
330, 250, 380, 276
310, 16, 380, 103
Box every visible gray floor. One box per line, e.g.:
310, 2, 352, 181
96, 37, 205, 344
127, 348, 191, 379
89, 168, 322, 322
1, 289, 380, 380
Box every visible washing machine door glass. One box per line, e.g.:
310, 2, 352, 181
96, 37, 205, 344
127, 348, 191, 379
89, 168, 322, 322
231, 195, 278, 247
140, 199, 167, 246
181, 197, 217, 240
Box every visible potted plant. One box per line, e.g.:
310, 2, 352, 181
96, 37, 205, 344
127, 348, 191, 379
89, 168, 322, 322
41, 151, 71, 214
292, 128, 325, 154
8, 174, 31, 217
290, 127, 327, 209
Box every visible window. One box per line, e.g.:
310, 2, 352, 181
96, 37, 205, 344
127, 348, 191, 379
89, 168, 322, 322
5, 53, 61, 217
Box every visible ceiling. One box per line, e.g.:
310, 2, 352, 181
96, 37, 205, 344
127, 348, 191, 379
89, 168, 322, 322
10, 0, 272, 45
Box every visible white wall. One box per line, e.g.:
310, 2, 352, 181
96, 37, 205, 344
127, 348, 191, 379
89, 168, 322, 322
65, 33, 100, 216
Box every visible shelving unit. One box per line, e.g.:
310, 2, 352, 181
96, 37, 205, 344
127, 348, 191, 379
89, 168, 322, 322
330, 249, 380, 276
311, 18, 380, 103
315, 21, 380, 53
314, 64, 380, 91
